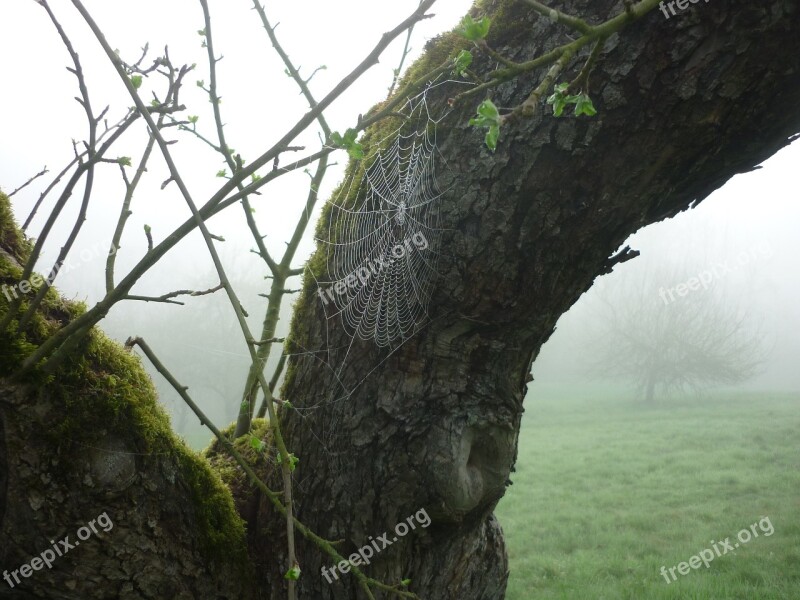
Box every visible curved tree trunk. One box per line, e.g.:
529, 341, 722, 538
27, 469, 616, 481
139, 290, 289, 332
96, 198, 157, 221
2, 1, 800, 599
274, 1, 800, 598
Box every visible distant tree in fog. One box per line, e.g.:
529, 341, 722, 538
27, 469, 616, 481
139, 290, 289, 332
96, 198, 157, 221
587, 266, 769, 402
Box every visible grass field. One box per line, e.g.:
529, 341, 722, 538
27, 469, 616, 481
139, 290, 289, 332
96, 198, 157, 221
495, 385, 800, 600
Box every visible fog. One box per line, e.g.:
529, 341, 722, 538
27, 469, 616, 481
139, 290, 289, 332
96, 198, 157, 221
1, 0, 797, 447
532, 141, 800, 396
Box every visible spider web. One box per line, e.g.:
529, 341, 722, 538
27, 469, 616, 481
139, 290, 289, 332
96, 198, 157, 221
314, 89, 448, 356
289, 81, 472, 482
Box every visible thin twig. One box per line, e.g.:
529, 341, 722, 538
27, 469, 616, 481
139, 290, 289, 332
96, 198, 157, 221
124, 283, 224, 305
8, 167, 49, 199
519, 0, 593, 34
15, 0, 100, 332
21, 109, 133, 231
387, 0, 423, 96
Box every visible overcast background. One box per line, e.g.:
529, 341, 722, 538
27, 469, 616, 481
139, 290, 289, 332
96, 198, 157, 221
1, 0, 798, 445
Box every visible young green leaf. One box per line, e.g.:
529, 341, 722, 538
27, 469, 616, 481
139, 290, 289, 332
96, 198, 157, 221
469, 98, 500, 127
286, 453, 300, 472
547, 83, 598, 118
484, 124, 500, 151
401, 578, 412, 587
574, 93, 597, 116
250, 435, 265, 453
547, 83, 573, 117
117, 156, 132, 167
548, 94, 567, 117
458, 15, 491, 41
284, 565, 301, 581
453, 50, 473, 77
331, 129, 364, 160
343, 128, 358, 145
469, 98, 502, 151
188, 115, 199, 124
347, 143, 365, 160
130, 75, 143, 90
216, 169, 227, 178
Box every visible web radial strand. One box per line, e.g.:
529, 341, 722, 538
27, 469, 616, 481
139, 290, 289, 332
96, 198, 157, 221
317, 101, 445, 348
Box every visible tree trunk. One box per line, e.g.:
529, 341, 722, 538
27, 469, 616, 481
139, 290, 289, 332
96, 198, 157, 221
2, 1, 800, 599
645, 375, 656, 403
274, 1, 800, 598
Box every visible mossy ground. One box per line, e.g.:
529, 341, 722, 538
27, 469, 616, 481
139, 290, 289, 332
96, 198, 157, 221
0, 189, 249, 569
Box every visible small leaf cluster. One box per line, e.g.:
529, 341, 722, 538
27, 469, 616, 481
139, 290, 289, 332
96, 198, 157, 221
469, 99, 502, 152
546, 83, 597, 117
330, 129, 364, 160
452, 50, 473, 77
458, 15, 491, 41
249, 435, 266, 453
276, 452, 299, 472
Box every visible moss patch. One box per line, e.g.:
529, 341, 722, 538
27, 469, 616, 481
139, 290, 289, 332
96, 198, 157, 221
204, 418, 274, 492
0, 191, 87, 379
0, 189, 249, 570
0, 190, 31, 263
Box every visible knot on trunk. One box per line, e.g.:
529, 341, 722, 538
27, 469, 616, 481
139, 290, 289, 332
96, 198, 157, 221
428, 422, 515, 521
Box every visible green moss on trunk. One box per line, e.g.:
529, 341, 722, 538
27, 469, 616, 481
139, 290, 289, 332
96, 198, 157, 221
0, 189, 250, 571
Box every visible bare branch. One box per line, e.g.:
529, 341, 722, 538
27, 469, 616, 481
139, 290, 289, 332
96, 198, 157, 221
14, 0, 101, 332
387, 0, 423, 96
519, 0, 593, 34
124, 283, 224, 305
8, 167, 49, 199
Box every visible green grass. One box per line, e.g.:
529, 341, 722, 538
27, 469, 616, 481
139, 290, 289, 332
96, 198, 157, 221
496, 385, 800, 600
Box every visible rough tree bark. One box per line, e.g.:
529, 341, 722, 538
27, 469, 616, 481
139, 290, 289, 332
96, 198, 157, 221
1, 0, 799, 599
270, 1, 800, 598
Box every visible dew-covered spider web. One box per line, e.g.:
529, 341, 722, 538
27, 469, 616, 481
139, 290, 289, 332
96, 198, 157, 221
314, 85, 449, 363
286, 79, 472, 481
